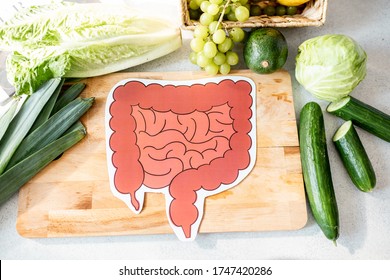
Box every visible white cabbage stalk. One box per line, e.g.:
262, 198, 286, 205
295, 34, 367, 102
0, 2, 182, 96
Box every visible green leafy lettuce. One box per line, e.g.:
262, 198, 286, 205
0, 2, 182, 96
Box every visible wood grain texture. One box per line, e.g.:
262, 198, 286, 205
16, 70, 307, 238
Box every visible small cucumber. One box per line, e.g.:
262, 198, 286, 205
333, 121, 376, 192
299, 102, 339, 242
327, 96, 390, 142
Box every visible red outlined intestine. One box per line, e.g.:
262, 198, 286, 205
107, 78, 256, 240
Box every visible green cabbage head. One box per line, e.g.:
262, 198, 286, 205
295, 34, 367, 101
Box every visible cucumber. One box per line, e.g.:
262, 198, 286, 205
333, 121, 376, 192
299, 102, 339, 242
327, 96, 390, 142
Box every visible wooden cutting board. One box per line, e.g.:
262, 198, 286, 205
16, 70, 307, 238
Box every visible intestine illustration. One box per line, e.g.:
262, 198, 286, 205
105, 77, 256, 240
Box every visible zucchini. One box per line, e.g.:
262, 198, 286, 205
299, 102, 339, 242
327, 96, 390, 142
333, 121, 376, 192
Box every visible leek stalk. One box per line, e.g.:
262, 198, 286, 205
0, 78, 62, 174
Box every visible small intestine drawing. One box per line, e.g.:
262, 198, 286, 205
105, 77, 256, 241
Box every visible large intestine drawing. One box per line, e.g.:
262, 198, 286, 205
105, 77, 256, 241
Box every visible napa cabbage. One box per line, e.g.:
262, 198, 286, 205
0, 2, 182, 96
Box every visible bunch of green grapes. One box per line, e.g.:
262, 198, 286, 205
188, 0, 249, 75
189, 1, 302, 20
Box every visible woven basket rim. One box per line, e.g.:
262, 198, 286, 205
181, 0, 328, 29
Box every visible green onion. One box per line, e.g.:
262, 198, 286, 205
0, 125, 86, 206
0, 78, 62, 174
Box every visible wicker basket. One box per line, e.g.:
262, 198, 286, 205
181, 0, 328, 29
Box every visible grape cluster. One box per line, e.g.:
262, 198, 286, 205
189, 1, 302, 21
188, 0, 249, 75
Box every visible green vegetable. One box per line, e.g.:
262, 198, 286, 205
0, 2, 182, 96
333, 121, 376, 192
0, 98, 19, 141
51, 83, 86, 115
295, 34, 367, 101
29, 78, 65, 133
299, 102, 339, 242
0, 125, 86, 206
64, 121, 84, 134
327, 96, 390, 142
7, 97, 94, 168
0, 78, 62, 174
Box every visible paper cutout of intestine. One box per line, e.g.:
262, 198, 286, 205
105, 76, 256, 241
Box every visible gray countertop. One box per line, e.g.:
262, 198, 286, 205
1, 0, 389, 260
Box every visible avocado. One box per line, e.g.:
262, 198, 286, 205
243, 28, 288, 74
